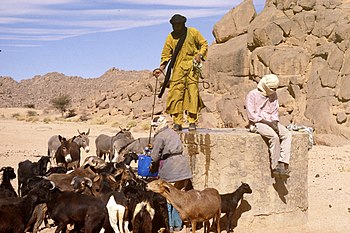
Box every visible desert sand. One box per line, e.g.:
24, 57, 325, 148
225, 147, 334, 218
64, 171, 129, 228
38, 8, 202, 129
0, 109, 349, 233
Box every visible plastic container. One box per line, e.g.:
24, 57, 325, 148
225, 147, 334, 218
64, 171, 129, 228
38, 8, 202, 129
137, 154, 158, 177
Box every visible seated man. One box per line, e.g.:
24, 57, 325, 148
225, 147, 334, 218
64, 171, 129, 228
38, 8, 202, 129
245, 74, 292, 178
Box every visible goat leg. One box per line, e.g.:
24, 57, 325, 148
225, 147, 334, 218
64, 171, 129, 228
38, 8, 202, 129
215, 211, 221, 233
191, 221, 197, 233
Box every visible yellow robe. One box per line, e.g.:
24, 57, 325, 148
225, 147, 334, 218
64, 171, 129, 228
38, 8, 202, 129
160, 27, 208, 115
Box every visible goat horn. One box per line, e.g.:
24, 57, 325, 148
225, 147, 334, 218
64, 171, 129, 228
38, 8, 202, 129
49, 181, 56, 190
83, 157, 97, 167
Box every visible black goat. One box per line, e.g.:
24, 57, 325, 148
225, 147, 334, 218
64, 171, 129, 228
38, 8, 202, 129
123, 151, 139, 166
17, 156, 51, 196
220, 182, 252, 232
123, 180, 169, 233
94, 172, 129, 233
0, 166, 17, 198
21, 177, 51, 233
0, 179, 53, 233
46, 186, 107, 233
71, 176, 94, 195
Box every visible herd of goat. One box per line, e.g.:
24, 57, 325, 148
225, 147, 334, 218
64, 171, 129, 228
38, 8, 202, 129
0, 128, 253, 233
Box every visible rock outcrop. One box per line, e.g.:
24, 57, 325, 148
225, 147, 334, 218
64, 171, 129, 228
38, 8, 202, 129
206, 0, 350, 143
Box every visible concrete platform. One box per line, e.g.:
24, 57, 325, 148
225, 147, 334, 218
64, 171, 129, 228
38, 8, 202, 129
179, 128, 309, 231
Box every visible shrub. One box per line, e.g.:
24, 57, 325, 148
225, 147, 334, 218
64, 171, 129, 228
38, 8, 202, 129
66, 109, 77, 118
92, 118, 107, 125
26, 117, 38, 122
126, 120, 137, 129
24, 104, 35, 108
43, 117, 51, 123
79, 114, 90, 122
12, 113, 20, 118
27, 110, 37, 117
50, 95, 71, 116
141, 122, 151, 130
111, 121, 121, 128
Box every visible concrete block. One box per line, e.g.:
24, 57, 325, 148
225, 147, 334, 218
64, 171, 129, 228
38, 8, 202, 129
179, 128, 309, 231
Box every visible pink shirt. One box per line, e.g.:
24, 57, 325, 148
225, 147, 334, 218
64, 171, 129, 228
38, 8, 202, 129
245, 89, 279, 123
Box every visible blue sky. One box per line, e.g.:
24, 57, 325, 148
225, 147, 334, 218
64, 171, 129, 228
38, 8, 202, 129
0, 0, 265, 81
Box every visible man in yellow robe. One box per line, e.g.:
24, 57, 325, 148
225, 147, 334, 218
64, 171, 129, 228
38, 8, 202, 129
153, 14, 208, 131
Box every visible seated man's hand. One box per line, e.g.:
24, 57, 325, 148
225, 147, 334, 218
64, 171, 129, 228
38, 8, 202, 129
271, 120, 279, 134
149, 160, 159, 174
260, 119, 279, 134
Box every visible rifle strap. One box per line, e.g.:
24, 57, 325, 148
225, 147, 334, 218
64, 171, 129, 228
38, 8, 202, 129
158, 28, 188, 98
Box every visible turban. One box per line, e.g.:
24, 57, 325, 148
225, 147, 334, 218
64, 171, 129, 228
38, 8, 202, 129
257, 74, 279, 96
151, 115, 168, 133
170, 14, 187, 24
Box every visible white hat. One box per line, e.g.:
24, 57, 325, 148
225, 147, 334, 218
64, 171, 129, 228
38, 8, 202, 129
151, 115, 166, 127
257, 74, 279, 96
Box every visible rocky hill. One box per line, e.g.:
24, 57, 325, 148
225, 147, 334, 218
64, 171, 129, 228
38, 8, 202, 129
1, 0, 350, 146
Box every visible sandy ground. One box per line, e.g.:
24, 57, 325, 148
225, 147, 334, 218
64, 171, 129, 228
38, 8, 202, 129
0, 113, 350, 232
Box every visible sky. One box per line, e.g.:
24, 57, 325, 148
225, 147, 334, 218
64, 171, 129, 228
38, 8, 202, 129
0, 0, 265, 81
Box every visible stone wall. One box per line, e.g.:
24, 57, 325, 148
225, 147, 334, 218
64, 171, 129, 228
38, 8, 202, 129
180, 129, 309, 231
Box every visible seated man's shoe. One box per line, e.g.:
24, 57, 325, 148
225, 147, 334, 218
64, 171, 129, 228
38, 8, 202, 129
188, 123, 196, 131
173, 124, 182, 131
273, 163, 290, 178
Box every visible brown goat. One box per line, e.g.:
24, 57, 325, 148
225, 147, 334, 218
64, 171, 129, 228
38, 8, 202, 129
146, 179, 221, 233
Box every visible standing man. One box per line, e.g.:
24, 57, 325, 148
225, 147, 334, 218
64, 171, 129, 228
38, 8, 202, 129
149, 115, 193, 232
245, 74, 292, 178
153, 14, 208, 131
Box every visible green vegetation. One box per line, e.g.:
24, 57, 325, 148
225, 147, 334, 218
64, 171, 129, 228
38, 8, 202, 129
50, 94, 71, 116
24, 103, 35, 108
26, 110, 37, 117
126, 120, 137, 129
12, 113, 20, 118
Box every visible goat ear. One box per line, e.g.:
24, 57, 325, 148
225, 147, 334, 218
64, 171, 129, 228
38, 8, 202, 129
164, 185, 171, 193
108, 174, 116, 183
163, 182, 171, 192
93, 175, 100, 182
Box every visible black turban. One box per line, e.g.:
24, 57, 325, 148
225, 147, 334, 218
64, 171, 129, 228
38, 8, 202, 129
169, 14, 187, 24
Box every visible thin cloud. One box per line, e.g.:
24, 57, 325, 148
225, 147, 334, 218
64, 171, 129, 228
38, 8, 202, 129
0, 0, 263, 47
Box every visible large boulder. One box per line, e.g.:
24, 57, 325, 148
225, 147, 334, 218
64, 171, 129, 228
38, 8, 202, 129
213, 0, 257, 43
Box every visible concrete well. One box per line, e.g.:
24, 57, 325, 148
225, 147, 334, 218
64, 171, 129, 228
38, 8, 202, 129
179, 128, 309, 232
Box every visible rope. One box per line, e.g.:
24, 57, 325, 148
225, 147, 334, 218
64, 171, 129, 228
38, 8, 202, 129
161, 60, 210, 90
